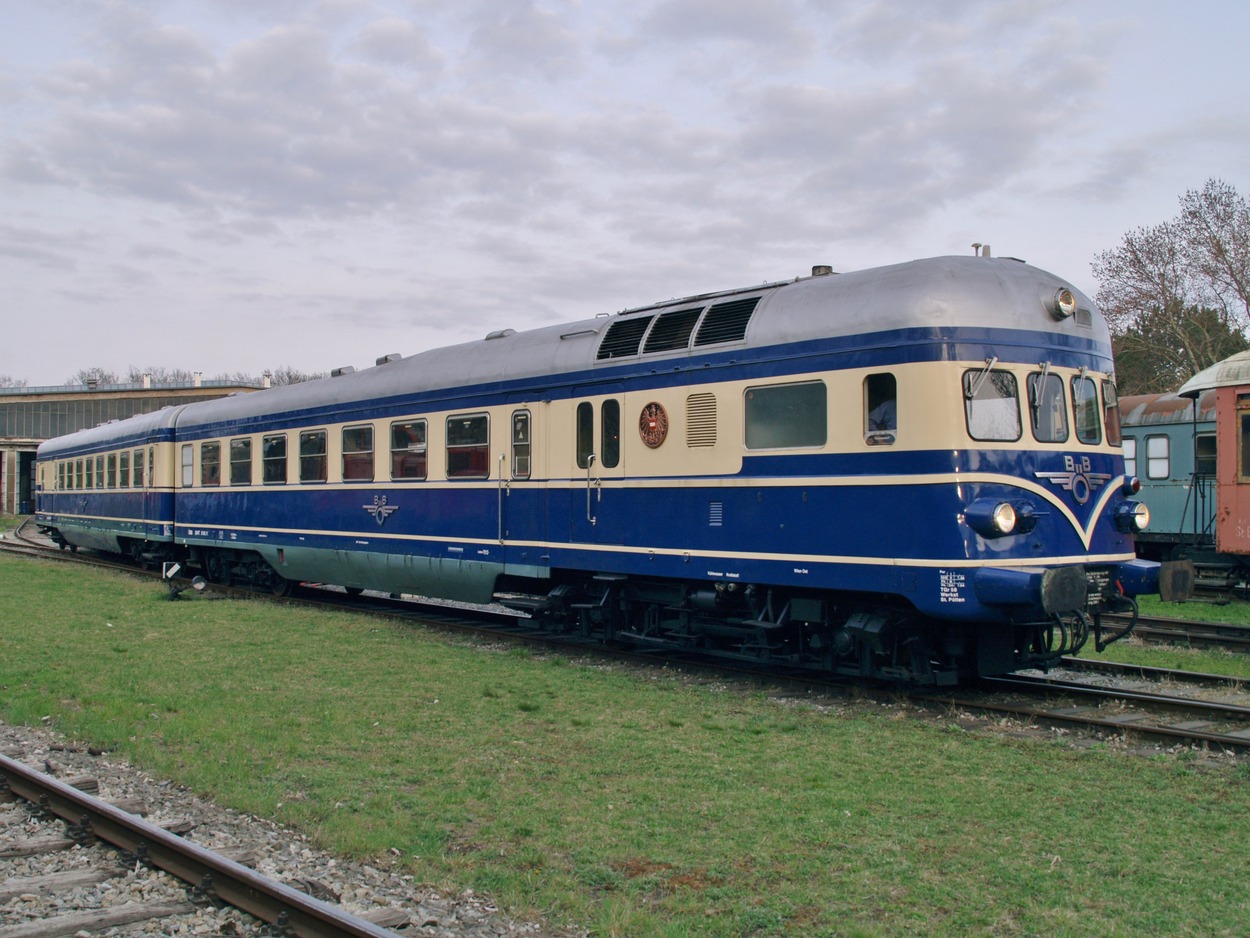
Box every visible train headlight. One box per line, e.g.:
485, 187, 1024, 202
1114, 501, 1150, 533
965, 498, 1018, 538
1049, 287, 1078, 320
1122, 476, 1141, 495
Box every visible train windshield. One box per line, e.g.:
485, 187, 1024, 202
963, 369, 1021, 442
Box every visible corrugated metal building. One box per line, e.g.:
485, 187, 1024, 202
0, 378, 261, 516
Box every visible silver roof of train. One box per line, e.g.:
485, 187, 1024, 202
42, 255, 1102, 449
177, 254, 1101, 429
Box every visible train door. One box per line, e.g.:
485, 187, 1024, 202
570, 386, 625, 545
499, 405, 549, 575
140, 444, 159, 538
1215, 386, 1250, 554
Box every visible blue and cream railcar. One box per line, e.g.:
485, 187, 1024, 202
35, 406, 182, 559
148, 254, 1155, 683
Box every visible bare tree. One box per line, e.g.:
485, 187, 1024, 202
0, 374, 28, 388
126, 365, 196, 385
1179, 178, 1250, 324
1093, 178, 1250, 393
66, 367, 120, 386
266, 365, 327, 386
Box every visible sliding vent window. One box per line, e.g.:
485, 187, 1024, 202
391, 421, 427, 480
342, 425, 374, 482
201, 442, 221, 486
447, 414, 489, 478
745, 382, 827, 449
299, 430, 328, 482
230, 439, 252, 485
263, 434, 287, 484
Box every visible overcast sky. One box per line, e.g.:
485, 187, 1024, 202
2, 0, 1247, 387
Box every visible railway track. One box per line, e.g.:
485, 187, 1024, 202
0, 749, 407, 938
8, 521, 1250, 761
945, 668, 1250, 754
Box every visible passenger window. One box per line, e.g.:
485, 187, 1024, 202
1027, 371, 1068, 443
1241, 411, 1250, 480
512, 411, 531, 479
576, 402, 594, 469
86, 456, 95, 489
390, 420, 427, 480
299, 430, 328, 482
963, 368, 1021, 442
230, 439, 252, 485
119, 451, 130, 487
135, 449, 146, 488
1102, 380, 1122, 446
864, 373, 896, 445
1072, 376, 1102, 444
76, 458, 84, 489
263, 434, 287, 484
1146, 434, 1169, 479
1195, 432, 1216, 476
342, 425, 374, 482
601, 400, 621, 468
106, 454, 116, 488
180, 444, 193, 487
201, 442, 221, 486
447, 414, 489, 478
745, 382, 828, 450
1123, 438, 1137, 477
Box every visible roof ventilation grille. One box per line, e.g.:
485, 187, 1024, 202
693, 296, 760, 347
596, 316, 653, 360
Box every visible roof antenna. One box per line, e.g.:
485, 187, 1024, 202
971, 242, 982, 255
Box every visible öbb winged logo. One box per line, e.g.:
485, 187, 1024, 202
1034, 455, 1111, 506
364, 495, 399, 526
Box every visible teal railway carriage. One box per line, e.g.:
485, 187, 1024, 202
36, 255, 1160, 684
1120, 350, 1250, 586
1119, 389, 1217, 563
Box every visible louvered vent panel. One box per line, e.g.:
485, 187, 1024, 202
708, 501, 724, 527
643, 307, 703, 353
686, 392, 717, 447
693, 296, 760, 346
597, 316, 653, 360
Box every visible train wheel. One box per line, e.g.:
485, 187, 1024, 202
269, 574, 293, 597
206, 551, 232, 587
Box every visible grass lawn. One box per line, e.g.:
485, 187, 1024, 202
1, 546, 1249, 936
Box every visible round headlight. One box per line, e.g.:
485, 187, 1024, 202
992, 502, 1017, 535
1051, 287, 1077, 319
1114, 501, 1150, 533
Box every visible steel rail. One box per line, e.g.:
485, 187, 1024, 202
0, 754, 398, 938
